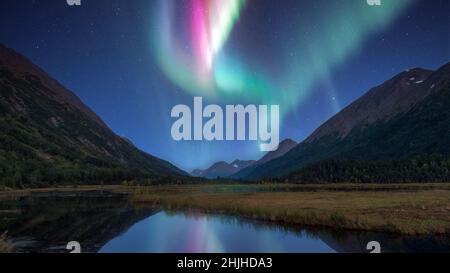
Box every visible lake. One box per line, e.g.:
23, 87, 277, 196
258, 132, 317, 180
100, 211, 335, 253
1, 191, 449, 253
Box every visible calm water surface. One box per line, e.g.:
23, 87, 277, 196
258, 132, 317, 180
100, 211, 335, 253
1, 191, 449, 253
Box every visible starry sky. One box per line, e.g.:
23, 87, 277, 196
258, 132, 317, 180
0, 0, 449, 171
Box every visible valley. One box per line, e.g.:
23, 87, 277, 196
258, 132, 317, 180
1, 39, 449, 253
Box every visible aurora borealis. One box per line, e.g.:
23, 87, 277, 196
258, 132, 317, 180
154, 0, 246, 96
0, 0, 449, 171
153, 0, 412, 115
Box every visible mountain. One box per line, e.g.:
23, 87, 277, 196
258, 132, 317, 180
239, 62, 450, 182
0, 44, 187, 187
231, 139, 297, 179
305, 67, 434, 142
192, 139, 297, 179
191, 160, 255, 179
190, 169, 205, 177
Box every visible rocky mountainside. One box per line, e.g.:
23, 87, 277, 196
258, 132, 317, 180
239, 62, 450, 182
0, 44, 187, 187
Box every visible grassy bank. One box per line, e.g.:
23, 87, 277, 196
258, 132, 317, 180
1, 183, 449, 235
0, 185, 134, 200
130, 184, 450, 235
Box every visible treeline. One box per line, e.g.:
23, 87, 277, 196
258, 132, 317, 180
283, 155, 450, 183
0, 115, 188, 188
0, 154, 195, 188
0, 116, 139, 188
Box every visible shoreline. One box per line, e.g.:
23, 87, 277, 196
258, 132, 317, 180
128, 184, 450, 236
1, 183, 449, 236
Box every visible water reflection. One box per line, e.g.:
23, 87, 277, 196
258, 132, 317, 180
0, 191, 157, 253
101, 211, 335, 253
1, 191, 449, 253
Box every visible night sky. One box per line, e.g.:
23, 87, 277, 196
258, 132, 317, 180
0, 0, 449, 171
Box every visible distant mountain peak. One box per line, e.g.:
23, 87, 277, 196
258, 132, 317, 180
193, 138, 298, 179
279, 138, 297, 146
191, 159, 256, 179
190, 169, 204, 177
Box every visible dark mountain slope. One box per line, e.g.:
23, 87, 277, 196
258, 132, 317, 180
256, 139, 298, 165
0, 44, 187, 187
241, 62, 450, 181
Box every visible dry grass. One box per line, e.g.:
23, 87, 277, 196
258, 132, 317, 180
130, 184, 450, 235
2, 183, 450, 235
0, 185, 135, 201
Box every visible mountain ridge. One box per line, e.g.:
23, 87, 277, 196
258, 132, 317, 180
238, 62, 450, 181
0, 43, 108, 129
192, 139, 298, 179
306, 67, 435, 142
0, 43, 187, 187
191, 159, 256, 179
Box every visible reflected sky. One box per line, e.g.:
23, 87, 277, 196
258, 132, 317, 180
100, 211, 335, 253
